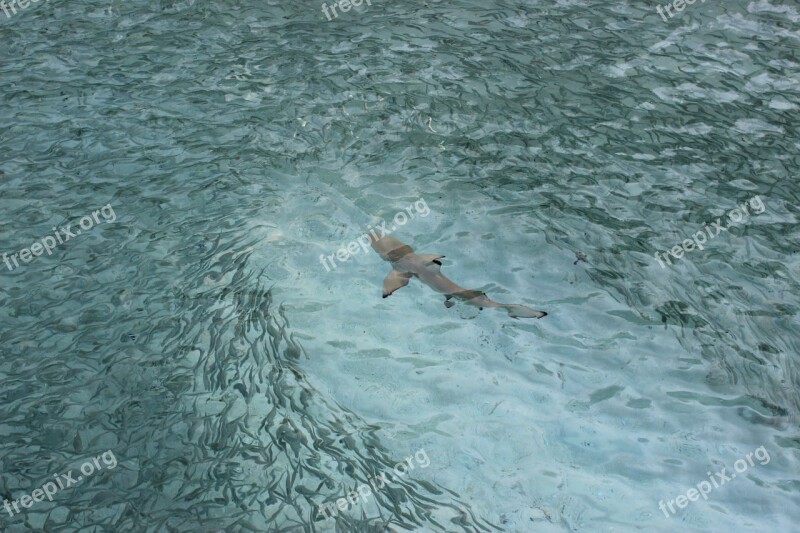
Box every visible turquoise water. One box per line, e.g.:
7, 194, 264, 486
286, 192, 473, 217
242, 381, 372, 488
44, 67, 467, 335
1, 0, 799, 531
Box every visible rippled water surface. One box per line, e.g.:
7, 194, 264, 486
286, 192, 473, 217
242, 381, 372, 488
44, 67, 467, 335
1, 0, 799, 531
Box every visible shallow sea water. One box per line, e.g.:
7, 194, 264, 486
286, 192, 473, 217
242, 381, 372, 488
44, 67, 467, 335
1, 0, 799, 531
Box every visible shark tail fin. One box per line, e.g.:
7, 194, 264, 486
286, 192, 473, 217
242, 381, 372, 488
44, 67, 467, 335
505, 304, 547, 319
382, 270, 413, 298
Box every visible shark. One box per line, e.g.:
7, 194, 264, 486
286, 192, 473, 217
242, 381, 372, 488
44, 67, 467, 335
370, 234, 547, 319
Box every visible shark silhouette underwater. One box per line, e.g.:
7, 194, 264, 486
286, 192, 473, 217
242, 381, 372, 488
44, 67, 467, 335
370, 234, 547, 319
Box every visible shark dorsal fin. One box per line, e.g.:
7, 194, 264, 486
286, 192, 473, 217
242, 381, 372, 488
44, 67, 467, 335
416, 254, 445, 267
